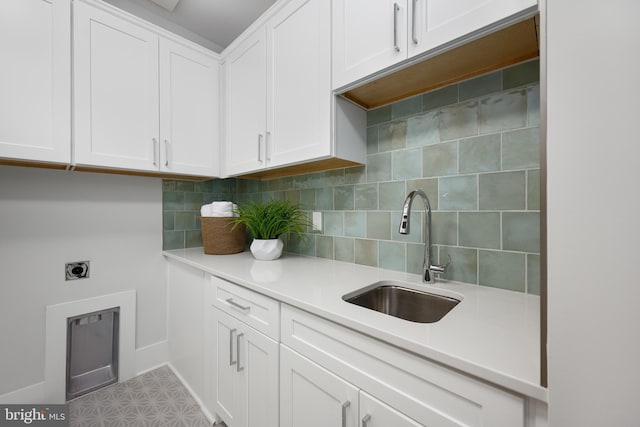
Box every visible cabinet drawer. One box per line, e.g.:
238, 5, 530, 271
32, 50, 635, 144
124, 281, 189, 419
281, 304, 525, 427
210, 275, 280, 340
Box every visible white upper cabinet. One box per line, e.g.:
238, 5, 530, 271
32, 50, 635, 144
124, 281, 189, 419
408, 0, 537, 57
73, 1, 159, 171
224, 27, 268, 176
159, 39, 220, 176
332, 0, 407, 90
74, 0, 220, 176
0, 0, 71, 164
266, 0, 332, 168
333, 0, 537, 89
223, 0, 365, 177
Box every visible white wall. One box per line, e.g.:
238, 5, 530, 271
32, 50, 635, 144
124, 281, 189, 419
546, 1, 640, 425
0, 166, 167, 395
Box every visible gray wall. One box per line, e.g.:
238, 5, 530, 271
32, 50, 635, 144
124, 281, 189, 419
0, 166, 166, 395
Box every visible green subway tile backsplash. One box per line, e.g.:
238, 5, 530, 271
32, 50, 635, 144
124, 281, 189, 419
478, 250, 526, 292
459, 134, 501, 174
162, 178, 236, 251
439, 175, 477, 210
479, 89, 527, 134
422, 84, 458, 111
163, 59, 541, 294
379, 241, 406, 272
406, 111, 439, 146
439, 100, 478, 141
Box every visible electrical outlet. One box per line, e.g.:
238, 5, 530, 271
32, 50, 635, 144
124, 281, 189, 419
66, 261, 90, 280
312, 211, 322, 231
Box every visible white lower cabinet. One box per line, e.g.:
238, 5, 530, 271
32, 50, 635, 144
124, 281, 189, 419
208, 277, 279, 427
360, 391, 424, 427
280, 345, 359, 427
281, 345, 424, 427
166, 262, 538, 427
280, 304, 526, 427
166, 259, 207, 404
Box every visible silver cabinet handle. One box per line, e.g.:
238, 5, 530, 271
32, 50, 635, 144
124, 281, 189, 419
412, 0, 418, 44
258, 133, 263, 163
266, 131, 271, 162
362, 414, 371, 427
236, 332, 244, 372
341, 401, 351, 427
152, 138, 158, 166
393, 3, 400, 52
229, 328, 237, 366
226, 298, 251, 312
164, 139, 169, 167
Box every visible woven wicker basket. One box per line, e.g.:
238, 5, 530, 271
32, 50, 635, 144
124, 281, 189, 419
198, 217, 246, 255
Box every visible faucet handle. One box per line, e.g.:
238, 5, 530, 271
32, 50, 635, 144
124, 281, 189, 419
430, 254, 452, 275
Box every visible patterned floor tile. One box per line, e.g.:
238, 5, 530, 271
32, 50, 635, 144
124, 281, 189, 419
68, 366, 210, 426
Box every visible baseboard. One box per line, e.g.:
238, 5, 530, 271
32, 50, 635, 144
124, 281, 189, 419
166, 362, 216, 425
0, 340, 169, 405
136, 340, 169, 375
0, 381, 46, 404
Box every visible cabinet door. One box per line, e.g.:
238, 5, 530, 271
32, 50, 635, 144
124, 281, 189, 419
224, 27, 267, 176
0, 0, 70, 163
280, 345, 359, 427
266, 0, 332, 168
238, 324, 279, 427
360, 391, 423, 427
332, 0, 407, 89
167, 259, 206, 400
212, 308, 242, 426
159, 39, 219, 177
73, 1, 159, 171
408, 0, 537, 57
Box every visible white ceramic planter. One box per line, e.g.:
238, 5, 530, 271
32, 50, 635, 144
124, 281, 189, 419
250, 238, 284, 261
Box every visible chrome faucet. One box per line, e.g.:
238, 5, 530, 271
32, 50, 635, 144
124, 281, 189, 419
399, 190, 450, 283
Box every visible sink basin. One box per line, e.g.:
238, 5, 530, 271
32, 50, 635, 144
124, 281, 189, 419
342, 282, 460, 323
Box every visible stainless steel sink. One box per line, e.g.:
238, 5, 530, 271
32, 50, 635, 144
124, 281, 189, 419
343, 282, 460, 323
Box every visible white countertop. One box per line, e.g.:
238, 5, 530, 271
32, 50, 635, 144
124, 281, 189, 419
164, 248, 547, 402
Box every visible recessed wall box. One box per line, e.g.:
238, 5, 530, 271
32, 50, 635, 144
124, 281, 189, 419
66, 261, 90, 280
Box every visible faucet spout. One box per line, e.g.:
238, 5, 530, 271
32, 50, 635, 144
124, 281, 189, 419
399, 190, 449, 283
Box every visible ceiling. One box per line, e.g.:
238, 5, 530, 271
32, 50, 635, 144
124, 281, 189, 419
103, 0, 278, 53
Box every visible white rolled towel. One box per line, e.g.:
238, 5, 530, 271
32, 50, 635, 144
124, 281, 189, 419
200, 204, 212, 217
200, 202, 239, 217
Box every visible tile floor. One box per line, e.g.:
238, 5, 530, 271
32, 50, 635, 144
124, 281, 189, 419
68, 365, 212, 427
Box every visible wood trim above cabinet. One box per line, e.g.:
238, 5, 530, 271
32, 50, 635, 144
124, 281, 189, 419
236, 157, 362, 180
341, 17, 540, 110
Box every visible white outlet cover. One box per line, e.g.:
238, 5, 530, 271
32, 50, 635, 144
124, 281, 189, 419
312, 211, 322, 231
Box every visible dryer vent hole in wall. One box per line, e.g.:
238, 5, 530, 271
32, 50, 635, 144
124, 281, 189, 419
65, 261, 89, 280
66, 307, 120, 401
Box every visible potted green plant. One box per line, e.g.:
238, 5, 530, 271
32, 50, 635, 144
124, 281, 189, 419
232, 199, 309, 260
